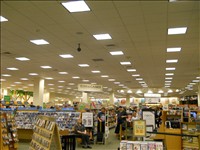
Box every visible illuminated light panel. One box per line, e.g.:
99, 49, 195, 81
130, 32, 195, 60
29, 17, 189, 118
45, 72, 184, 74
93, 34, 112, 40
78, 64, 89, 67
0, 16, 8, 22
7, 67, 19, 70
166, 59, 178, 63
2, 74, 11, 77
30, 39, 49, 45
29, 73, 38, 76
101, 75, 109, 78
110, 51, 124, 55
40, 66, 52, 69
167, 47, 181, 52
16, 57, 30, 61
166, 67, 176, 70
61, 1, 90, 12
168, 27, 187, 35
91, 70, 101, 73
120, 62, 131, 65
127, 69, 136, 72
59, 54, 74, 58
59, 72, 68, 74
165, 73, 174, 76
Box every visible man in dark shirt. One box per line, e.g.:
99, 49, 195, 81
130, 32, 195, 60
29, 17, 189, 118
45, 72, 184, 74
74, 119, 92, 149
97, 107, 106, 133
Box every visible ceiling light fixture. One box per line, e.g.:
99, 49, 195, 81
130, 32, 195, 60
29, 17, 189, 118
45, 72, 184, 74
120, 62, 131, 65
127, 69, 136, 72
45, 77, 53, 80
166, 59, 178, 63
110, 51, 124, 55
58, 72, 68, 74
61, 1, 90, 13
165, 73, 174, 76
59, 54, 74, 58
91, 70, 101, 73
101, 75, 109, 78
40, 66, 52, 69
16, 57, 30, 61
30, 39, 49, 45
0, 16, 8, 22
167, 47, 181, 52
1, 74, 11, 77
29, 73, 38, 76
166, 67, 176, 70
7, 67, 19, 70
93, 34, 112, 40
78, 64, 89, 67
168, 27, 187, 35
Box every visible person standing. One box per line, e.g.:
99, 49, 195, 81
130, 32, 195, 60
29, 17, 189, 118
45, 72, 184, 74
97, 107, 106, 133
74, 119, 92, 149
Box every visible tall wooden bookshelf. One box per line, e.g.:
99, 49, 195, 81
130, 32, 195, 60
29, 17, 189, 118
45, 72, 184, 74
29, 115, 62, 150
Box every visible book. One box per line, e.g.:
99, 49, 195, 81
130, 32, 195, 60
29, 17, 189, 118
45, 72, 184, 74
155, 142, 163, 150
140, 142, 148, 150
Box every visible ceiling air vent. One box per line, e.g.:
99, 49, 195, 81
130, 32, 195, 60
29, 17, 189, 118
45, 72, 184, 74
2, 51, 12, 55
92, 58, 104, 62
106, 44, 116, 47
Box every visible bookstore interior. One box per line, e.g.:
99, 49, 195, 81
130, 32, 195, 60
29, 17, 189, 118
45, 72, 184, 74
0, 0, 199, 150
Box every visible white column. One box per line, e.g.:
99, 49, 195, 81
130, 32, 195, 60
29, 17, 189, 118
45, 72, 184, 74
33, 78, 44, 107
126, 94, 130, 107
109, 92, 115, 105
82, 92, 89, 103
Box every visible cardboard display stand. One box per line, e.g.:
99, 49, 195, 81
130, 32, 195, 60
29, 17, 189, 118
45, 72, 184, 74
29, 115, 62, 150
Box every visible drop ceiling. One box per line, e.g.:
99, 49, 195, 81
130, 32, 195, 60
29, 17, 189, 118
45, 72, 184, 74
0, 0, 199, 99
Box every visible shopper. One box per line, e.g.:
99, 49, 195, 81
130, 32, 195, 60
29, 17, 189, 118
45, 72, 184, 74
155, 107, 162, 128
74, 119, 92, 149
115, 106, 127, 139
97, 107, 106, 133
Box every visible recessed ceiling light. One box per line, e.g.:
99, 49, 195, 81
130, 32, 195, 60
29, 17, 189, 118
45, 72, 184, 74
166, 59, 178, 63
20, 78, 28, 80
82, 80, 89, 82
165, 73, 174, 76
16, 57, 30, 61
158, 90, 164, 93
110, 51, 124, 55
30, 39, 49, 45
2, 74, 11, 77
120, 62, 131, 65
68, 83, 75, 85
139, 81, 145, 84
196, 77, 200, 79
189, 83, 196, 85
192, 80, 199, 82
165, 85, 170, 88
59, 54, 74, 58
168, 27, 187, 35
93, 34, 112, 40
127, 69, 136, 72
91, 70, 101, 73
29, 73, 38, 76
101, 75, 109, 78
136, 90, 142, 94
78, 64, 89, 67
14, 82, 21, 84
108, 79, 115, 81
72, 76, 80, 79
7, 67, 19, 70
40, 66, 52, 69
28, 84, 34, 86
132, 74, 140, 77
58, 72, 68, 74
166, 67, 176, 70
167, 47, 181, 52
165, 81, 172, 83
165, 83, 171, 85
0, 16, 8, 22
58, 80, 65, 83
48, 84, 54, 86
114, 82, 120, 84
136, 78, 143, 81
61, 1, 90, 12
45, 77, 53, 80
165, 77, 173, 80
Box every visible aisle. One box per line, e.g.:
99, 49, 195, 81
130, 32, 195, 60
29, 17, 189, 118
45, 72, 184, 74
18, 128, 120, 150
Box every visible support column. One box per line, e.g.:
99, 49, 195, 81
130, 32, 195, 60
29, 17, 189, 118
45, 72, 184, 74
33, 78, 44, 107
126, 94, 130, 107
109, 92, 115, 105
82, 92, 89, 103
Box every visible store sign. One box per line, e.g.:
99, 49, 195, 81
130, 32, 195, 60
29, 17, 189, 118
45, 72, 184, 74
145, 98, 160, 103
133, 120, 146, 137
4, 95, 10, 104
144, 93, 161, 98
82, 112, 93, 127
78, 84, 102, 92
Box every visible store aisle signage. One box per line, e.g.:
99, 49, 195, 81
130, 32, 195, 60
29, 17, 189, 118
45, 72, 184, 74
78, 84, 103, 92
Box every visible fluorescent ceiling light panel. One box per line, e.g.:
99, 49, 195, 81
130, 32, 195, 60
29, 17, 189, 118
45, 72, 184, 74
165, 73, 174, 76
93, 34, 112, 40
196, 77, 200, 79
82, 80, 89, 82
132, 74, 140, 77
59, 54, 74, 58
192, 80, 199, 82
20, 78, 28, 80
166, 67, 176, 71
68, 83, 75, 85
110, 51, 124, 55
30, 39, 49, 45
136, 90, 142, 94
61, 1, 90, 13
166, 59, 178, 63
167, 47, 181, 52
59, 72, 68, 74
119, 84, 124, 86
114, 82, 120, 84
2, 74, 11, 77
139, 81, 145, 84
48, 84, 54, 86
72, 76, 80, 79
158, 90, 164, 93
127, 69, 136, 72
16, 57, 30, 61
29, 73, 38, 76
40, 66, 52, 69
45, 77, 53, 80
108, 79, 115, 81
120, 62, 131, 65
147, 90, 153, 94
58, 81, 65, 83
189, 83, 196, 85
165, 86, 170, 87
101, 75, 109, 78
136, 78, 143, 81
28, 84, 34, 86
165, 83, 171, 85
7, 67, 19, 70
165, 81, 172, 83
168, 89, 173, 93
0, 16, 8, 22
168, 27, 187, 35
91, 70, 101, 73
78, 64, 89, 67
165, 77, 173, 80
14, 82, 21, 84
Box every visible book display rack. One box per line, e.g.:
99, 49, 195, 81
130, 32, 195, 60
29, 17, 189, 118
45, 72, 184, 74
1, 110, 18, 150
29, 115, 61, 150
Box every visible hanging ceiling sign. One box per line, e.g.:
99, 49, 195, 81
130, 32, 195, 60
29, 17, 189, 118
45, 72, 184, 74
78, 84, 103, 92
144, 93, 161, 98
